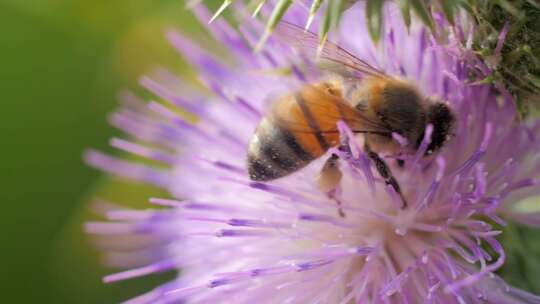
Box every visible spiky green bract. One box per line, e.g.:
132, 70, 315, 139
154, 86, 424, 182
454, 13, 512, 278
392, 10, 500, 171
205, 0, 540, 117
207, 0, 453, 47
467, 0, 540, 118
366, 0, 384, 42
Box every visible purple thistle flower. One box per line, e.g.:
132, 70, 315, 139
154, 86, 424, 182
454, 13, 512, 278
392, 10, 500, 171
86, 3, 540, 303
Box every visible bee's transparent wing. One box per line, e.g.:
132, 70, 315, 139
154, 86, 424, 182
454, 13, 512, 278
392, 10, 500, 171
268, 85, 391, 137
273, 21, 388, 79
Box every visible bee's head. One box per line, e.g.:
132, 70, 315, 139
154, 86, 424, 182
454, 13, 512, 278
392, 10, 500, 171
422, 102, 456, 155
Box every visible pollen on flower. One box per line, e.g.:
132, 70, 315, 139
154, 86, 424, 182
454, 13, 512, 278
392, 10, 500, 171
85, 2, 540, 304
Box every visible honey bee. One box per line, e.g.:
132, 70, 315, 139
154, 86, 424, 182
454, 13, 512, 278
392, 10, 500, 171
247, 22, 455, 210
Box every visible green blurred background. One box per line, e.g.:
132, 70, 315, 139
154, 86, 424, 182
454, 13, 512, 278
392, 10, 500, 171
1, 0, 540, 303
0, 0, 203, 302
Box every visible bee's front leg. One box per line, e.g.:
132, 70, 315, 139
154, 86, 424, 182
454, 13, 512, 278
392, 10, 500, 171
317, 153, 345, 217
364, 143, 408, 209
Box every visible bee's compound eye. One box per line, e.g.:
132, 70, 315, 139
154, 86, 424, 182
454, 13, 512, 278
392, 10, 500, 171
425, 102, 456, 154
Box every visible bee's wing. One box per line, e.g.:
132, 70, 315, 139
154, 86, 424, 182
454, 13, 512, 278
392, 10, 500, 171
273, 21, 387, 79
269, 86, 391, 137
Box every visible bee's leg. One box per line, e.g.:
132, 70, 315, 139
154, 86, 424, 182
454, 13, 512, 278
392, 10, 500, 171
365, 144, 408, 209
317, 153, 345, 217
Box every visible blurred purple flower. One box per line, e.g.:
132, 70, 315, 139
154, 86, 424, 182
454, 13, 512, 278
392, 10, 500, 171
86, 3, 540, 303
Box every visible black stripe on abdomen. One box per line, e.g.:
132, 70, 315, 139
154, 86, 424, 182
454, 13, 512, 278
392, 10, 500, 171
259, 134, 302, 172
278, 126, 314, 162
294, 93, 330, 151
247, 152, 283, 181
247, 122, 314, 181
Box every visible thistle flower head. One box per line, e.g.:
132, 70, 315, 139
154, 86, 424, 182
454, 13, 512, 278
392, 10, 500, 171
86, 3, 540, 303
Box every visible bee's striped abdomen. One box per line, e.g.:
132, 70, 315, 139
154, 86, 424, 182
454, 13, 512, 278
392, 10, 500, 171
247, 118, 314, 181
294, 93, 331, 151
247, 84, 348, 181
